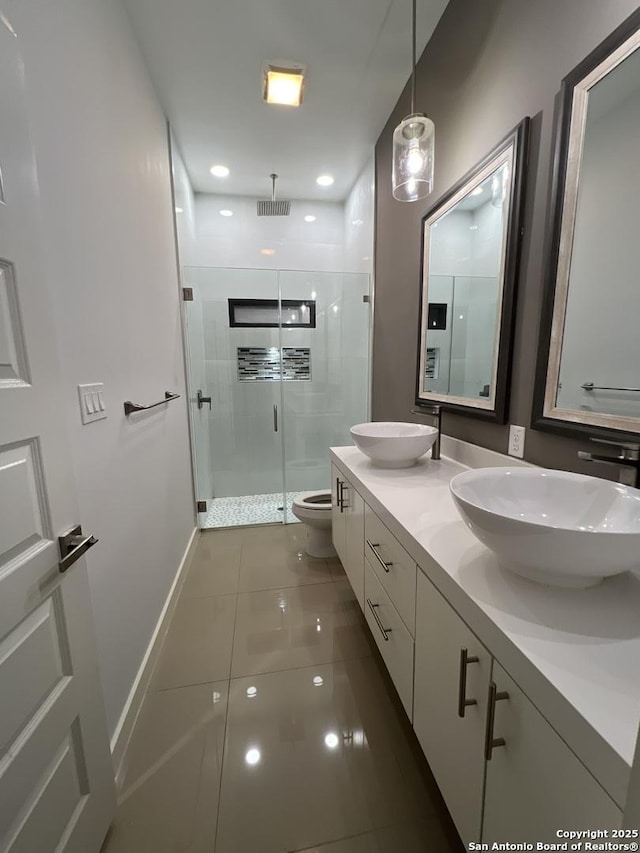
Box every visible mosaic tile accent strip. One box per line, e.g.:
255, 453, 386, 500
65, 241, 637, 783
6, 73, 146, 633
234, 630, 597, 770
202, 492, 303, 529
425, 347, 440, 380
237, 347, 311, 382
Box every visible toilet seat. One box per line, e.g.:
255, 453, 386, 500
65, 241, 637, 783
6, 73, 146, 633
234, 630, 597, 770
293, 491, 332, 510
291, 490, 336, 558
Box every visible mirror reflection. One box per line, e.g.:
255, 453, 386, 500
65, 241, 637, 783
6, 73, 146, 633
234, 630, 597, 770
536, 18, 640, 435
421, 167, 507, 401
417, 119, 528, 423
554, 46, 640, 421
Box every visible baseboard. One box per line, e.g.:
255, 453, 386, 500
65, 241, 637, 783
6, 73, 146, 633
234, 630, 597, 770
110, 525, 199, 789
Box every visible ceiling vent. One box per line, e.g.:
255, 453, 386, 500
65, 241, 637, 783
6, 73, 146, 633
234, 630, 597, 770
257, 173, 291, 216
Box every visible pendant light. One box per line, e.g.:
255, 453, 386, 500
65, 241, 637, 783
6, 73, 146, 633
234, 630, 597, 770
392, 0, 434, 202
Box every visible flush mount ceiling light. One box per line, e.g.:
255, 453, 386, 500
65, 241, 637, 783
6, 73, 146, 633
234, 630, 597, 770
304, 215, 316, 222
263, 63, 305, 106
219, 209, 233, 217
392, 0, 435, 202
316, 175, 334, 187
210, 164, 229, 177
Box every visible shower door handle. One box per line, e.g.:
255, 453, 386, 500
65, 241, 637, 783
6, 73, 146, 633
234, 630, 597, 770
273, 404, 278, 432
197, 390, 212, 410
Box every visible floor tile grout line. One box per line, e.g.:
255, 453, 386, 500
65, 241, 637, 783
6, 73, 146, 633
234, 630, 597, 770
212, 585, 241, 853
228, 651, 374, 685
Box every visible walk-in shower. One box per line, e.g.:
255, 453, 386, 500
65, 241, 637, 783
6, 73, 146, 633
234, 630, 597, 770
182, 266, 371, 529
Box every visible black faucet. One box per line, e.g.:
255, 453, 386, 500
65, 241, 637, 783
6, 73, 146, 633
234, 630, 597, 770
577, 439, 640, 487
411, 404, 441, 460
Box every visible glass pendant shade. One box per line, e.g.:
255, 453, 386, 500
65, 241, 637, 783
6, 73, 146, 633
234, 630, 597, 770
392, 113, 435, 202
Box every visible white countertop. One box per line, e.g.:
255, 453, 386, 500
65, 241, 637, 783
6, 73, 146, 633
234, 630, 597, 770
331, 445, 640, 808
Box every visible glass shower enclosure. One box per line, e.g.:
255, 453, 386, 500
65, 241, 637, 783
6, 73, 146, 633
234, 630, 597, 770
182, 266, 371, 528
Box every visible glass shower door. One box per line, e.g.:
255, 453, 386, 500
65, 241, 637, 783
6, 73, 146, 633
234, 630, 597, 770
182, 266, 285, 528
278, 270, 371, 521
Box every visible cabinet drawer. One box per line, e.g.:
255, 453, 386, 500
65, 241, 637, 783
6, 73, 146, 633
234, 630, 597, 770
364, 559, 414, 718
365, 508, 417, 635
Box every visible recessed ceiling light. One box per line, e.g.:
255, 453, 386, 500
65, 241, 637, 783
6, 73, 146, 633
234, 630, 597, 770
174, 206, 183, 214
261, 248, 276, 256
304, 215, 316, 223
471, 186, 483, 196
210, 164, 230, 177
263, 64, 305, 107
316, 175, 334, 187
220, 209, 233, 217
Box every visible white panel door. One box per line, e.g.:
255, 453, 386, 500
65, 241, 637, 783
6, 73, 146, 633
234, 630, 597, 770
0, 11, 116, 853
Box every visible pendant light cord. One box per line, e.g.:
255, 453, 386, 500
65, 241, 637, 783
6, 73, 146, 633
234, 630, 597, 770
410, 0, 416, 115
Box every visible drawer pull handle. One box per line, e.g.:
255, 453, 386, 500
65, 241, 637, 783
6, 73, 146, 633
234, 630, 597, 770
457, 647, 479, 718
366, 597, 392, 641
484, 681, 509, 760
366, 539, 393, 573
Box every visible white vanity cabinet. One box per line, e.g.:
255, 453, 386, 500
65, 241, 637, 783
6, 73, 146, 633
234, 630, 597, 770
331, 464, 364, 607
364, 559, 415, 717
364, 508, 417, 635
483, 662, 622, 841
413, 572, 491, 845
330, 449, 630, 845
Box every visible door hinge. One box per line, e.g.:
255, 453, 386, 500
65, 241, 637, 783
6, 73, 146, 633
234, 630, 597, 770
183, 287, 194, 302
362, 294, 370, 303
197, 500, 207, 513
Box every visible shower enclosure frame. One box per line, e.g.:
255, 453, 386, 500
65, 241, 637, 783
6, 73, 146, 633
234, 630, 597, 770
179, 265, 373, 529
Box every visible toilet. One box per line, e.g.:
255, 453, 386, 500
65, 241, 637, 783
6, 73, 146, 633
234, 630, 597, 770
291, 491, 336, 558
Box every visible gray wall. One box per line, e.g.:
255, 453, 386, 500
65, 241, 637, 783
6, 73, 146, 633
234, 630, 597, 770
373, 0, 638, 471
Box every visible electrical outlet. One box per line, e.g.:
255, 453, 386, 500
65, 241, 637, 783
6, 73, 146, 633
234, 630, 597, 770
508, 425, 526, 459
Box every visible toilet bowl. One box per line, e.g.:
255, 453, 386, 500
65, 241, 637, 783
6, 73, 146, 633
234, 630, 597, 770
291, 491, 336, 558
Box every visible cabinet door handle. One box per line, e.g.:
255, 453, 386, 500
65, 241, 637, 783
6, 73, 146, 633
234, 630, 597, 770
366, 539, 393, 573
366, 598, 392, 641
484, 680, 509, 760
341, 483, 349, 510
457, 647, 479, 718
273, 404, 278, 432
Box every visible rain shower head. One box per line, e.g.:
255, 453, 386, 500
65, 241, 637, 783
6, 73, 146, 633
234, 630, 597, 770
257, 173, 291, 216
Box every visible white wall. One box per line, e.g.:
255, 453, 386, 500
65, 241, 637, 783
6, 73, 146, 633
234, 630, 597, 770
556, 76, 640, 417
343, 156, 375, 275
193, 194, 345, 272
11, 0, 195, 738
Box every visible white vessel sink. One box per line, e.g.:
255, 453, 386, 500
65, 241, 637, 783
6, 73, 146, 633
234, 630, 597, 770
350, 422, 438, 469
449, 467, 640, 588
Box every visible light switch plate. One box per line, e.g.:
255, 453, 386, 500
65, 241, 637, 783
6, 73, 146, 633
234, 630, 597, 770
78, 383, 107, 424
508, 424, 525, 459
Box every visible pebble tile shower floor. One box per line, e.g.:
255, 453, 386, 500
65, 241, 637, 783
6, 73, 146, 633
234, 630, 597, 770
203, 492, 302, 528
100, 524, 463, 853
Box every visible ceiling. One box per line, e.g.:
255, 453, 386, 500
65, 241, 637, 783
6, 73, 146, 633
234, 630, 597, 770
123, 0, 449, 201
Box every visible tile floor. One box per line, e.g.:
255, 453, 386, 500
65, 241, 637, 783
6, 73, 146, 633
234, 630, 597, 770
101, 524, 463, 853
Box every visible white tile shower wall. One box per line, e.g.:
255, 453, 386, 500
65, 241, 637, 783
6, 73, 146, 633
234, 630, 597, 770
193, 194, 345, 271
183, 267, 370, 499
343, 156, 375, 275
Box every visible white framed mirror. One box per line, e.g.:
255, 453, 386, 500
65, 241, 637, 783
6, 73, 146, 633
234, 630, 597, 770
534, 9, 640, 438
416, 119, 529, 422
